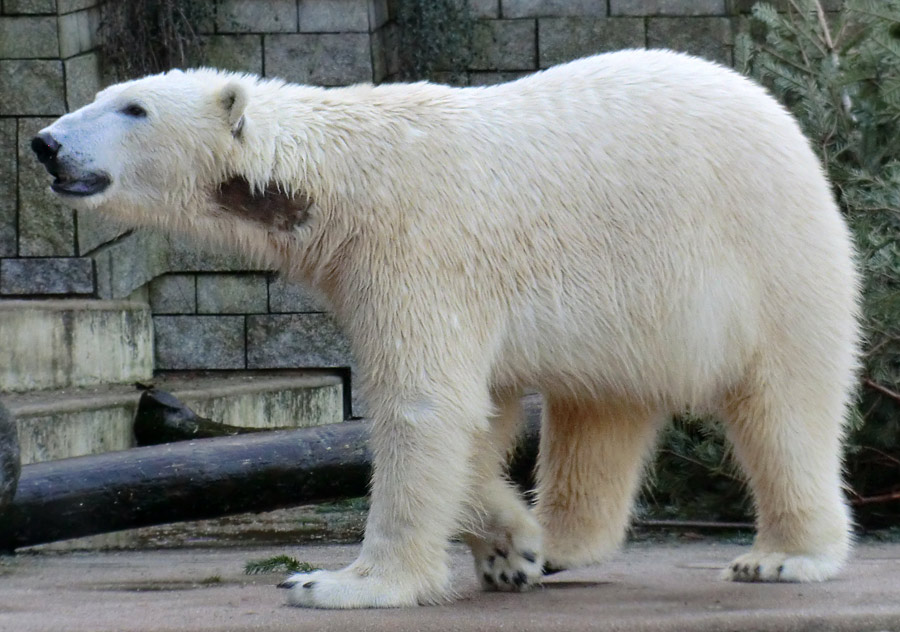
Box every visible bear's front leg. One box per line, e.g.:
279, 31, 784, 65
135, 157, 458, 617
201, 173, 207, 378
281, 393, 489, 608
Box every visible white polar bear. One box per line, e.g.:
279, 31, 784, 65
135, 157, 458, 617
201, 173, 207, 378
34, 49, 860, 609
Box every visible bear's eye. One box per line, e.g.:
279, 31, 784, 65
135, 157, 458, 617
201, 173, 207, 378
121, 104, 147, 118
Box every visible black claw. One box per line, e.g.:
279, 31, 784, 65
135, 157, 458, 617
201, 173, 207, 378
499, 572, 509, 584
753, 565, 761, 579
487, 555, 496, 567
513, 571, 528, 587
742, 564, 751, 575
777, 564, 785, 577
521, 551, 537, 564
542, 563, 566, 576
302, 581, 316, 589
731, 563, 740, 573
277, 580, 296, 589
495, 548, 508, 559
483, 572, 495, 586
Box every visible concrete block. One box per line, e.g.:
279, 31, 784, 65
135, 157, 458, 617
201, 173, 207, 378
0, 119, 15, 257
265, 33, 373, 85
0, 16, 58, 57
197, 273, 268, 314
0, 299, 153, 392
299, 0, 369, 33
163, 372, 345, 428
247, 313, 353, 369
471, 19, 536, 71
16, 404, 133, 465
57, 6, 98, 58
611, 0, 726, 15
502, 0, 605, 18
0, 257, 94, 295
153, 315, 246, 370
168, 234, 264, 272
471, 0, 499, 18
217, 0, 297, 33
647, 16, 733, 64
64, 51, 100, 110
76, 207, 128, 254
194, 34, 263, 76
0, 60, 65, 115
2, 0, 56, 14
92, 228, 266, 300
469, 70, 529, 85
369, 0, 389, 29
539, 17, 645, 68
149, 274, 196, 314
371, 25, 388, 83
57, 0, 97, 13
268, 275, 328, 312
92, 229, 169, 299
17, 117, 75, 256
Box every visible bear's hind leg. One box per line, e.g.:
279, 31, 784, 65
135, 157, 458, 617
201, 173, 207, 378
720, 368, 852, 582
534, 397, 665, 570
463, 391, 544, 592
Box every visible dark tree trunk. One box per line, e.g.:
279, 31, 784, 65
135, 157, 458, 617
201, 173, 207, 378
133, 388, 273, 446
0, 399, 21, 511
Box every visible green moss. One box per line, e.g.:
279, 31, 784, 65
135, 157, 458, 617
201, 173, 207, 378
394, 0, 474, 84
244, 555, 319, 575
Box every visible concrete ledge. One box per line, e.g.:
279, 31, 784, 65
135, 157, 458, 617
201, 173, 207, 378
0, 299, 153, 392
4, 371, 345, 463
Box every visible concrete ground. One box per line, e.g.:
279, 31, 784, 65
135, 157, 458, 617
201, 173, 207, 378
2, 540, 899, 632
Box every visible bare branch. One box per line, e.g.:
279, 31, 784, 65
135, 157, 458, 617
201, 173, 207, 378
851, 490, 900, 506
863, 377, 900, 404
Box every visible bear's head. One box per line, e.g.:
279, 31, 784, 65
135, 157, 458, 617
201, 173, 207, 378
31, 68, 315, 246
33, 69, 244, 213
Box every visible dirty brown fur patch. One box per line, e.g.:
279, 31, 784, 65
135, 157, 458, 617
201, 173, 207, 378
214, 177, 312, 231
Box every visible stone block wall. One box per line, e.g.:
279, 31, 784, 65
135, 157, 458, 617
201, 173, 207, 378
0, 0, 842, 415
148, 272, 351, 373
0, 0, 101, 295
0, 0, 392, 301
437, 0, 741, 83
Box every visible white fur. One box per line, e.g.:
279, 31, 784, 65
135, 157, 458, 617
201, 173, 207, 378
41, 50, 860, 608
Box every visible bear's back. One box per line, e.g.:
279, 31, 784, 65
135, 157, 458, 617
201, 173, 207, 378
416, 51, 856, 407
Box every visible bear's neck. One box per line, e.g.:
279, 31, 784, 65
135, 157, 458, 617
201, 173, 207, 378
239, 82, 465, 211
225, 82, 473, 315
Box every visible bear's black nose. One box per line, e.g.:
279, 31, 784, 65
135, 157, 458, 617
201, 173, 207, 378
31, 132, 60, 165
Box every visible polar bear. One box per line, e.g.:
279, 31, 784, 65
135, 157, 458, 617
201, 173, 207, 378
33, 49, 859, 609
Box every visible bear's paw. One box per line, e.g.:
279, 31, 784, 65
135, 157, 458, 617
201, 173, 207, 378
471, 529, 544, 592
279, 568, 423, 609
724, 550, 845, 583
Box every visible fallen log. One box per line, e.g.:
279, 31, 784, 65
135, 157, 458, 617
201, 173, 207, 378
0, 398, 541, 551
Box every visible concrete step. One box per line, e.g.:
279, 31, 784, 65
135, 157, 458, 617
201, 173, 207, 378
3, 371, 345, 464
0, 299, 153, 392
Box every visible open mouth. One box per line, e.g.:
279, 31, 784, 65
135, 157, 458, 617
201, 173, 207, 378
51, 172, 111, 197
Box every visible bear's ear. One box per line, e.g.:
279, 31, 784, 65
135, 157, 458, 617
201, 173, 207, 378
219, 80, 248, 138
